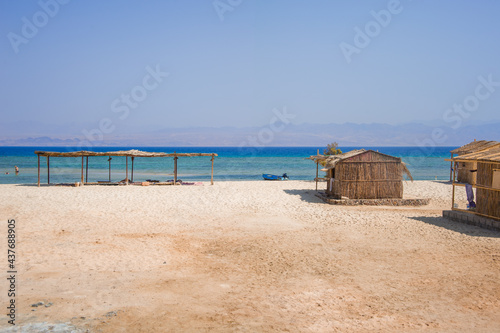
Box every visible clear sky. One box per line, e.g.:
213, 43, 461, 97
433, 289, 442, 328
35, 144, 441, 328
1, 0, 499, 133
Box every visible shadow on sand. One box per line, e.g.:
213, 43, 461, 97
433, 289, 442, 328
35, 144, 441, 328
409, 215, 500, 238
430, 180, 452, 184
283, 189, 325, 204
15, 183, 75, 187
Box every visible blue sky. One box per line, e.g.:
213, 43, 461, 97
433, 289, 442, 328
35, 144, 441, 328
1, 0, 499, 134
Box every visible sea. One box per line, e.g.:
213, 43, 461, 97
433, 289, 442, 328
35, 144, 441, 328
0, 146, 456, 184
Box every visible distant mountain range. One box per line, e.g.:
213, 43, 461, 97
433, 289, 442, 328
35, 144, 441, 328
0, 121, 498, 147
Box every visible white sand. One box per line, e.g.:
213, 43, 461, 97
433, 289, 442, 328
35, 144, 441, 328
1, 180, 499, 332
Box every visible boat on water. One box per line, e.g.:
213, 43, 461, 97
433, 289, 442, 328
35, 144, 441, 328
263, 173, 289, 181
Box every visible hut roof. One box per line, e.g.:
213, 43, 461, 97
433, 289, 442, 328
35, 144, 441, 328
316, 149, 413, 181
306, 153, 327, 163
451, 147, 500, 163
450, 140, 500, 155
34, 150, 217, 158
306, 149, 365, 164
320, 149, 367, 170
320, 149, 405, 170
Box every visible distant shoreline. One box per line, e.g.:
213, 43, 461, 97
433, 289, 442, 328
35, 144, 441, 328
0, 145, 459, 148
0, 146, 455, 184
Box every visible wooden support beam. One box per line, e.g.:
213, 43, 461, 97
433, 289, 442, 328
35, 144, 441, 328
47, 156, 50, 184
211, 155, 214, 185
131, 157, 134, 183
85, 156, 89, 183
126, 156, 129, 185
450, 153, 453, 182
37, 154, 40, 187
452, 182, 500, 192
174, 156, 178, 185
451, 161, 456, 209
81, 156, 84, 184
315, 161, 319, 191
447, 158, 500, 165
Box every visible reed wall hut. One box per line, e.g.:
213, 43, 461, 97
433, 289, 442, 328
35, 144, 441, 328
449, 140, 500, 184
448, 147, 500, 220
320, 149, 412, 199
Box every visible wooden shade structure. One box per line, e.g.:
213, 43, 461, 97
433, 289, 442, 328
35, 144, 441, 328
35, 150, 217, 187
449, 140, 500, 183
446, 146, 500, 221
309, 149, 413, 199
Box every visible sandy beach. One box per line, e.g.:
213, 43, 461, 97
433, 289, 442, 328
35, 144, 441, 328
1, 180, 499, 332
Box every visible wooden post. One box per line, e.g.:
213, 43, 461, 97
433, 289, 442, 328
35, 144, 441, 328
131, 157, 134, 183
211, 155, 214, 185
85, 156, 89, 183
81, 156, 84, 184
108, 157, 111, 182
126, 156, 129, 185
315, 149, 320, 191
47, 156, 50, 184
449, 153, 453, 182
37, 154, 40, 187
315, 161, 319, 191
174, 156, 178, 185
451, 161, 456, 209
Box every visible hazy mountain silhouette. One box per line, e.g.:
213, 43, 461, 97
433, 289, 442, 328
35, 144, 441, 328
0, 121, 498, 146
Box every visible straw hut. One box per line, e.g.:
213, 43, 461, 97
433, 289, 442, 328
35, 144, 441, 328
320, 149, 412, 199
449, 147, 500, 220
449, 140, 500, 184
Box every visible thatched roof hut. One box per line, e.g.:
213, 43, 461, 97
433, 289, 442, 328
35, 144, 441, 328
448, 147, 500, 221
450, 140, 500, 155
314, 149, 412, 199
449, 140, 500, 184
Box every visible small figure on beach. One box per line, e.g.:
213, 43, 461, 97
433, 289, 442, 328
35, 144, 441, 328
119, 178, 130, 184
15, 166, 19, 175
5, 172, 9, 174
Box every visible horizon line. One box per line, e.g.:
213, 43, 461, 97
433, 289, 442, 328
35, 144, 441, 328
0, 145, 460, 148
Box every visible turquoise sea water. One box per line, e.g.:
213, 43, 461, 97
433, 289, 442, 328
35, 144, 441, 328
0, 146, 456, 184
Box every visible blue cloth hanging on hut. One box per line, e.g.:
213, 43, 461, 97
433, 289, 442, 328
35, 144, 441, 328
465, 184, 476, 209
